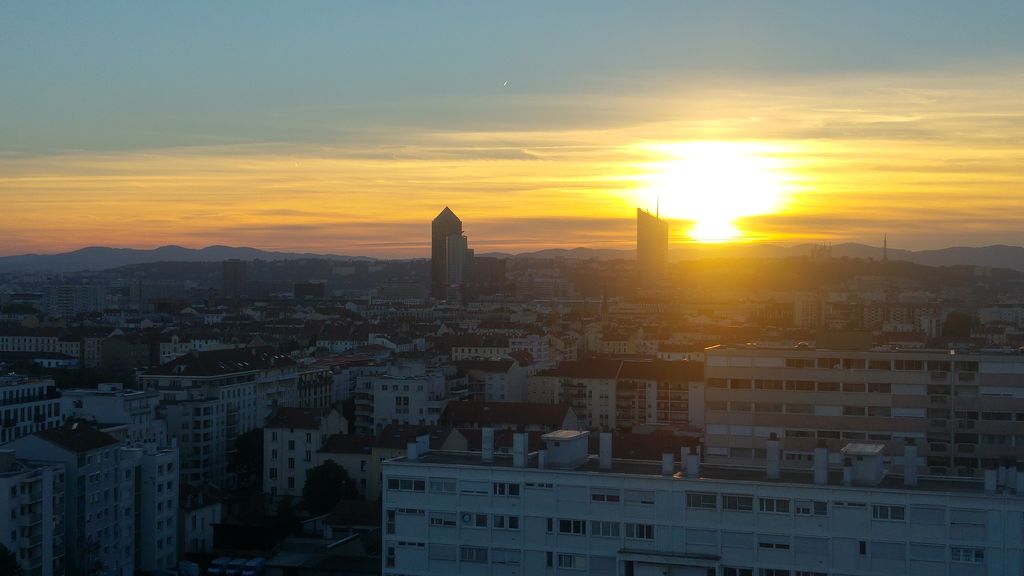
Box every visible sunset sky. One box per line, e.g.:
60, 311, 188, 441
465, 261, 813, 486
2, 2, 1023, 257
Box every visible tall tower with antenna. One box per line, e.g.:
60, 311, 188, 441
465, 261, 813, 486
636, 207, 669, 287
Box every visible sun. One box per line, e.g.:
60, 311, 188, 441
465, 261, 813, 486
634, 141, 795, 242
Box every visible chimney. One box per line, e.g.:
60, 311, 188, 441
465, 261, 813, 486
813, 440, 828, 485
984, 466, 997, 494
538, 449, 547, 469
842, 457, 852, 486
766, 433, 781, 480
903, 439, 918, 487
680, 446, 689, 475
481, 428, 494, 463
407, 441, 419, 462
513, 432, 527, 468
417, 434, 430, 456
661, 453, 674, 476
686, 446, 700, 479
599, 432, 612, 470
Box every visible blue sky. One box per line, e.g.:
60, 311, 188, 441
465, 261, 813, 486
2, 2, 1024, 255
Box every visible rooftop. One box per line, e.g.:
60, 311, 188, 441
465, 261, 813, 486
390, 451, 993, 497
35, 423, 120, 454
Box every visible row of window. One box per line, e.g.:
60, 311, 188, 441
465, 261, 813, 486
709, 379, 894, 393
547, 517, 655, 540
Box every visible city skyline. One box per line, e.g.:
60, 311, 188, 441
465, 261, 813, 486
2, 2, 1024, 256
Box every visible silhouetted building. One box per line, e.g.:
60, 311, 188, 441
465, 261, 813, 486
222, 259, 247, 299
636, 208, 669, 286
294, 281, 327, 299
431, 207, 464, 299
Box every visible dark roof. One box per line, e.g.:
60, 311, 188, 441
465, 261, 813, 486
265, 407, 329, 430
145, 346, 296, 376
452, 359, 514, 373
320, 433, 375, 455
439, 401, 573, 428
586, 430, 700, 461
35, 423, 119, 454
375, 425, 450, 450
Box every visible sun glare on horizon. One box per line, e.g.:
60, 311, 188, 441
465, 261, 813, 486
635, 141, 797, 243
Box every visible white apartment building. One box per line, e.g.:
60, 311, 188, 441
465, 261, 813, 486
383, 429, 1024, 576
263, 407, 346, 498
454, 359, 527, 402
9, 425, 136, 576
0, 450, 64, 576
179, 484, 223, 556
509, 334, 553, 367
62, 383, 165, 445
134, 443, 179, 572
0, 375, 64, 445
703, 346, 1024, 477
140, 347, 294, 487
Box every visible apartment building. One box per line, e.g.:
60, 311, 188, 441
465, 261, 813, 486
382, 429, 1024, 576
134, 443, 179, 572
530, 360, 703, 432
0, 375, 63, 445
62, 383, 165, 445
452, 359, 527, 402
263, 407, 346, 497
140, 347, 294, 487
0, 450, 64, 576
703, 346, 1024, 477
8, 425, 137, 576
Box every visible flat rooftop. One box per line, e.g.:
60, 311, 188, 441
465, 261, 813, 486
391, 451, 993, 496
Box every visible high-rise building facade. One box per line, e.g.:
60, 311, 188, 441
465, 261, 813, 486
222, 259, 247, 299
431, 207, 464, 299
636, 208, 668, 286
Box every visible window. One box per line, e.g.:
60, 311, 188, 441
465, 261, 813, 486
493, 482, 520, 496
558, 554, 587, 569
429, 512, 456, 527
591, 489, 621, 503
625, 523, 654, 540
429, 478, 456, 494
795, 500, 828, 516
461, 512, 488, 528
842, 406, 866, 416
759, 497, 790, 514
686, 492, 717, 509
591, 520, 619, 537
723, 569, 753, 576
287, 457, 295, 469
492, 515, 519, 530
867, 382, 891, 393
872, 505, 905, 521
723, 494, 753, 511
387, 477, 426, 492
429, 543, 456, 560
492, 548, 520, 565
460, 546, 488, 563
459, 480, 488, 495
758, 538, 790, 550
559, 519, 586, 535
624, 490, 655, 505
951, 547, 985, 563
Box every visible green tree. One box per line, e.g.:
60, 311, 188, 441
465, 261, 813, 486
272, 496, 302, 537
230, 428, 264, 488
942, 311, 977, 338
302, 460, 360, 515
0, 543, 22, 576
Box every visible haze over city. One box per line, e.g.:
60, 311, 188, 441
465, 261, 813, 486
3, 1, 1024, 256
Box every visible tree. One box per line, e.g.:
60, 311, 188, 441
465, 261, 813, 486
942, 311, 977, 338
271, 496, 302, 537
230, 428, 264, 488
0, 544, 22, 576
302, 460, 360, 515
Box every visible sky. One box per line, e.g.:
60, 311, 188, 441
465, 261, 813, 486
2, 1, 1023, 257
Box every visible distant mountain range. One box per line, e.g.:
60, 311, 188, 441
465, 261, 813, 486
1, 242, 1023, 273
0, 245, 372, 273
